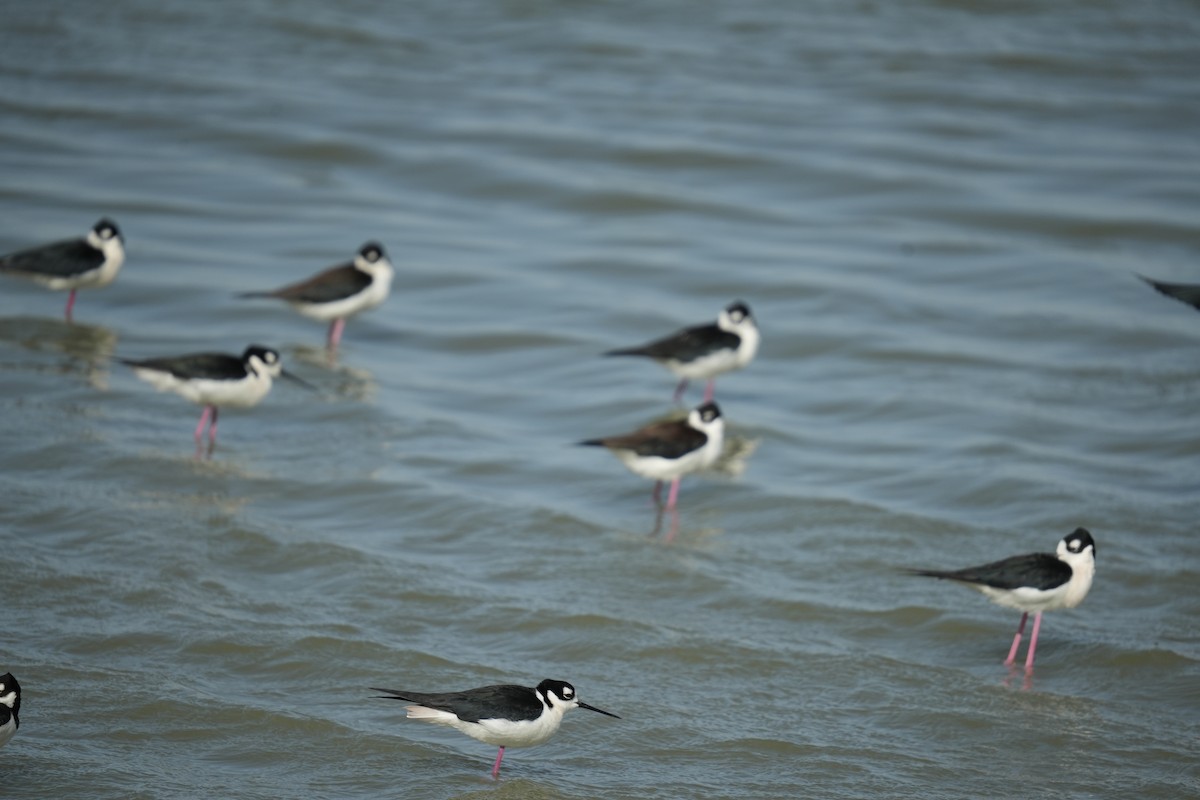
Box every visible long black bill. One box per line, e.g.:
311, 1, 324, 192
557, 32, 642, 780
281, 369, 318, 391
579, 700, 621, 719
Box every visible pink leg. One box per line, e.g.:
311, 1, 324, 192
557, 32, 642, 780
193, 406, 212, 443
703, 379, 715, 403
327, 318, 346, 349
490, 746, 505, 778
665, 477, 681, 511
64, 289, 77, 321
672, 379, 688, 403
1024, 612, 1043, 671
1004, 612, 1028, 666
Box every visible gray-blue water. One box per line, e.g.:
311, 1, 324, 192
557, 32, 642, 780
1, 2, 1198, 798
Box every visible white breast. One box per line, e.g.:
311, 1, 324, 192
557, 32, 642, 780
133, 369, 273, 408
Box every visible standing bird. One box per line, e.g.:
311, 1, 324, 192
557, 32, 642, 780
907, 528, 1096, 671
1139, 275, 1200, 312
580, 401, 725, 511
121, 345, 301, 453
0, 218, 125, 320
241, 242, 393, 349
605, 301, 759, 403
0, 673, 20, 749
372, 679, 619, 778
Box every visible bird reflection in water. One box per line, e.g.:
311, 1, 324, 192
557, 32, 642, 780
0, 316, 119, 390
291, 344, 376, 401
647, 428, 759, 543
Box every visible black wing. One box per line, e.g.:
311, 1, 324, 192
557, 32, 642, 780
910, 552, 1071, 592
582, 419, 708, 459
372, 684, 542, 723
121, 352, 249, 381
248, 263, 372, 304
1140, 275, 1200, 312
607, 322, 741, 363
0, 237, 102, 278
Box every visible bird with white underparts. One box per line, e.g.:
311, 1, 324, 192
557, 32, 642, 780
605, 300, 759, 403
0, 218, 125, 321
120, 345, 310, 454
907, 527, 1096, 671
372, 679, 619, 778
580, 401, 724, 511
240, 242, 393, 350
0, 673, 20, 750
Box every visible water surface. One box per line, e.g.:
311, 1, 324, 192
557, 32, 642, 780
1, 2, 1198, 798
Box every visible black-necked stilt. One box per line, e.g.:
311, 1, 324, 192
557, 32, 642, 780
908, 527, 1096, 671
372, 679, 619, 778
606, 301, 759, 402
241, 242, 393, 349
1140, 275, 1200, 312
0, 218, 125, 321
581, 401, 725, 511
0, 673, 20, 749
120, 345, 305, 452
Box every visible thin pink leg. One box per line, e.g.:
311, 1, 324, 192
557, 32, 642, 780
1004, 612, 1028, 666
665, 477, 681, 511
672, 379, 688, 403
1024, 612, 1043, 671
327, 318, 346, 349
490, 746, 505, 778
193, 406, 212, 443
64, 289, 77, 321
703, 379, 715, 403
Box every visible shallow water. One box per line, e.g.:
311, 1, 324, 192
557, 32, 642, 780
1, 2, 1198, 798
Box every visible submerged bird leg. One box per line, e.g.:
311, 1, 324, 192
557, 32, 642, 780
1004, 612, 1028, 667
672, 378, 689, 403
193, 406, 213, 443
491, 746, 505, 778
1024, 611, 1044, 671
327, 318, 346, 349
208, 407, 220, 446
665, 477, 681, 511
664, 507, 680, 543
652, 480, 663, 506
64, 289, 77, 321
703, 379, 715, 403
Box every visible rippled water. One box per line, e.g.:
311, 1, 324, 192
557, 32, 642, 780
2, 2, 1198, 798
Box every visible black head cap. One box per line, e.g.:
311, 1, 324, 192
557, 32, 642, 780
242, 345, 281, 367
725, 300, 752, 321
0, 672, 19, 722
1064, 527, 1095, 558
359, 242, 387, 262
537, 679, 576, 703
696, 401, 722, 423
93, 218, 122, 241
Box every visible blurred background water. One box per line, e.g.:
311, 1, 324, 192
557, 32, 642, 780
1, 1, 1198, 798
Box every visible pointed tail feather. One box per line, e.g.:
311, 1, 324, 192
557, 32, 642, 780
1139, 275, 1200, 310
604, 346, 651, 357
